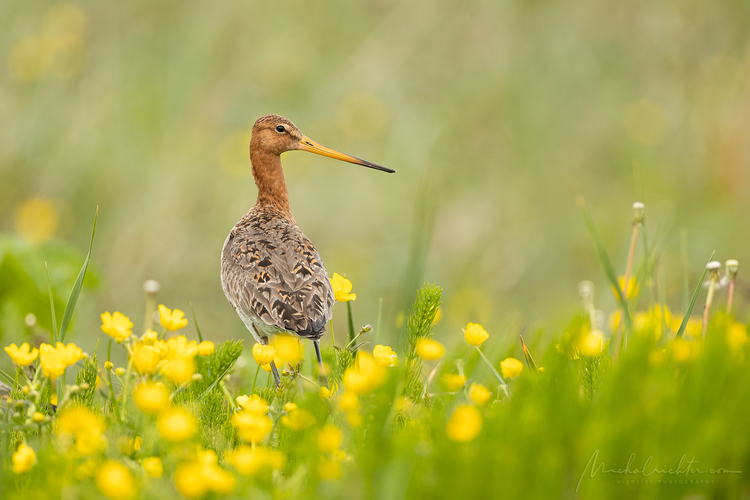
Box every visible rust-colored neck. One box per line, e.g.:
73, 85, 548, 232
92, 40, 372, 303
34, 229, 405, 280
250, 142, 292, 216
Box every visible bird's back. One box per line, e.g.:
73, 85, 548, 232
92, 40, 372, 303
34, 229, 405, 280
221, 206, 334, 340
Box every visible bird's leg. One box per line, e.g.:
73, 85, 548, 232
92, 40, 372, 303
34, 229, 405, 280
269, 361, 282, 388
314, 339, 328, 388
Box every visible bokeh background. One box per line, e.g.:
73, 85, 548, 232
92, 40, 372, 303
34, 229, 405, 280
1, 0, 749, 357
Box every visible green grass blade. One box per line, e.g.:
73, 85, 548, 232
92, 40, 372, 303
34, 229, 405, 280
190, 302, 203, 343
676, 251, 715, 338
577, 198, 633, 334
45, 262, 58, 343
60, 207, 98, 343
519, 335, 540, 377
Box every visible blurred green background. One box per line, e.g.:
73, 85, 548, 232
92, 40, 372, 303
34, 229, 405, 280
1, 0, 749, 354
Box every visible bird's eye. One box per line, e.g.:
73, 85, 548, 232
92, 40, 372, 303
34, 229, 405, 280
275, 125, 286, 133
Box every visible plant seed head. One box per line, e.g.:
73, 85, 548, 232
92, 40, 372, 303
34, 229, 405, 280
632, 202, 645, 224
726, 259, 739, 278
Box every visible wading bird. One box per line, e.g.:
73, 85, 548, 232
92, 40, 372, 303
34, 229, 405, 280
221, 115, 393, 387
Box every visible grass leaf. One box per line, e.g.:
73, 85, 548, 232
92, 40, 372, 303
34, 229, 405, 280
676, 251, 715, 338
60, 207, 98, 343
577, 198, 633, 335
45, 262, 58, 343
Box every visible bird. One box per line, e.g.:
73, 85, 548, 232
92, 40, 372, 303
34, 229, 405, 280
221, 114, 394, 388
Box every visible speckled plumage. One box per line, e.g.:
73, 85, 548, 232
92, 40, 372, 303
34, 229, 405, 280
221, 205, 334, 342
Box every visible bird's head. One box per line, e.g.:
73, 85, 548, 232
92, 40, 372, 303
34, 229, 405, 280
251, 114, 394, 173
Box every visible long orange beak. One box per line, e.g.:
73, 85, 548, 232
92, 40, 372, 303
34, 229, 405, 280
297, 136, 394, 173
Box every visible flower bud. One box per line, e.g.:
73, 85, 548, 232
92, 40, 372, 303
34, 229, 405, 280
70, 385, 80, 394
143, 280, 161, 294
706, 261, 721, 277
578, 281, 595, 302
24, 313, 37, 328
104, 361, 113, 371
632, 202, 645, 224
191, 373, 203, 382
726, 259, 739, 279
79, 383, 90, 390
362, 325, 373, 333
33, 412, 44, 423
22, 386, 30, 395
115, 367, 126, 376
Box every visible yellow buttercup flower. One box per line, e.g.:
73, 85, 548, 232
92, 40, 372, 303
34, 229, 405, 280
235, 394, 268, 415
166, 336, 199, 358
468, 383, 492, 405
232, 411, 273, 444
4, 343, 39, 366
56, 406, 107, 455
442, 373, 467, 391
197, 341, 214, 357
12, 443, 36, 474
331, 273, 356, 302
337, 392, 360, 412
415, 338, 444, 360
141, 329, 158, 344
252, 343, 277, 365
343, 352, 387, 395
39, 342, 85, 380
160, 356, 195, 385
174, 450, 236, 499
464, 322, 489, 346
579, 330, 603, 357
727, 322, 747, 351
158, 304, 188, 331
100, 312, 133, 341
272, 336, 303, 365
281, 408, 316, 431
225, 446, 284, 477
133, 382, 169, 415
446, 404, 483, 442
318, 424, 343, 453
142, 457, 163, 478
96, 460, 137, 500
33, 412, 44, 423
613, 276, 639, 300
373, 345, 398, 367
158, 407, 197, 442
500, 358, 523, 379
132, 345, 160, 375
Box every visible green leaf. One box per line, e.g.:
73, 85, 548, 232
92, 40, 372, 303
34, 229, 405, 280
190, 302, 204, 343
59, 207, 98, 343
676, 252, 715, 338
45, 262, 58, 343
577, 198, 633, 335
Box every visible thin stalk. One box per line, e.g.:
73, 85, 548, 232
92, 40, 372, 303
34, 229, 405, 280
702, 270, 719, 339
219, 381, 236, 410
727, 280, 736, 317
251, 364, 261, 394
475, 346, 507, 388
347, 302, 355, 344
105, 339, 120, 421
119, 341, 135, 421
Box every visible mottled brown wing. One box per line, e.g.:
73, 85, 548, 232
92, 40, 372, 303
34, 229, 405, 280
221, 210, 334, 339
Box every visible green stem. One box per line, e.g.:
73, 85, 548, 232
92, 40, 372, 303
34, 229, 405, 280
105, 339, 120, 421
220, 381, 236, 410
475, 346, 507, 388
119, 342, 135, 421
347, 302, 355, 344
251, 364, 261, 394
